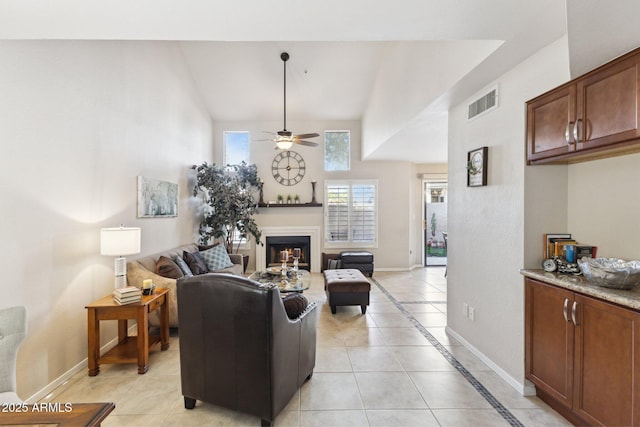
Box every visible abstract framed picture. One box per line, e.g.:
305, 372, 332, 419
137, 176, 178, 218
467, 146, 488, 187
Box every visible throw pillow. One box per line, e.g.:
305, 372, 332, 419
173, 256, 193, 278
183, 251, 209, 275
328, 259, 342, 270
282, 293, 309, 320
200, 245, 234, 271
156, 256, 183, 279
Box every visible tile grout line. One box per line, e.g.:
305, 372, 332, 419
398, 300, 447, 305
370, 277, 525, 427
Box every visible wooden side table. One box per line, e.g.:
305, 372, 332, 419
86, 288, 169, 376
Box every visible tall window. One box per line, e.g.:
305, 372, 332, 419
224, 131, 250, 248
325, 180, 377, 248
324, 130, 350, 171
224, 131, 250, 165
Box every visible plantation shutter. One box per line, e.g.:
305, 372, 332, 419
325, 181, 377, 246
351, 184, 376, 242
326, 185, 349, 242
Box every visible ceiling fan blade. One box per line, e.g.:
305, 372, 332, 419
295, 140, 319, 147
294, 133, 320, 139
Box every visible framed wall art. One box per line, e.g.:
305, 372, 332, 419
137, 176, 178, 218
467, 146, 488, 187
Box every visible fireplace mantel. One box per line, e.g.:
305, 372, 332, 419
257, 226, 321, 272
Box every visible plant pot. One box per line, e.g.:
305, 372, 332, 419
242, 254, 249, 273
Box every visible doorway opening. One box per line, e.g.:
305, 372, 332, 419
424, 181, 447, 267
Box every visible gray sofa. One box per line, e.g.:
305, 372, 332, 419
127, 243, 243, 327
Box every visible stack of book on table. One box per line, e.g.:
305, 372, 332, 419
113, 286, 142, 305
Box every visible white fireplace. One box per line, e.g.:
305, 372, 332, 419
257, 226, 321, 272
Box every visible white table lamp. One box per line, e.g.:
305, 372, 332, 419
100, 226, 141, 289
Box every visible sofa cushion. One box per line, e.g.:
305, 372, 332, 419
200, 245, 234, 271
183, 251, 209, 275
282, 293, 309, 319
156, 256, 184, 279
173, 256, 194, 277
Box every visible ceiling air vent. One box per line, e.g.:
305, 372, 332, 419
468, 86, 498, 120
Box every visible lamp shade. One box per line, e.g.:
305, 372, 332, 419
100, 227, 141, 256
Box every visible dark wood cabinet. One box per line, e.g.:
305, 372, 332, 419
527, 84, 577, 163
525, 278, 640, 426
573, 293, 639, 427
527, 47, 640, 164
525, 279, 575, 409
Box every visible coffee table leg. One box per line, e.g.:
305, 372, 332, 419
87, 308, 100, 376
137, 306, 149, 374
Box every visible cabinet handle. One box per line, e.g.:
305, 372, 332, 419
571, 301, 578, 326
573, 119, 581, 143
563, 298, 569, 322
565, 123, 573, 144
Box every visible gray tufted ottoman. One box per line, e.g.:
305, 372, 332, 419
323, 269, 371, 314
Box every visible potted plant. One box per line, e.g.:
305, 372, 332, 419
193, 161, 262, 254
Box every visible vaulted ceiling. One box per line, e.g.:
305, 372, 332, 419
2, 1, 640, 163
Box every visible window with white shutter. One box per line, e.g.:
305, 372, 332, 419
325, 180, 377, 248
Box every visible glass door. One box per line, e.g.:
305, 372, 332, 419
424, 181, 447, 266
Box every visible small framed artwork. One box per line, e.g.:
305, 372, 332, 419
137, 176, 178, 218
467, 146, 488, 187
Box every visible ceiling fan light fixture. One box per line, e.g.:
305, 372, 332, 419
263, 51, 319, 149
275, 137, 294, 150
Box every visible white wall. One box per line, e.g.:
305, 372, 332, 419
446, 36, 571, 390
0, 40, 213, 400
210, 120, 414, 271
361, 41, 502, 159
568, 153, 640, 259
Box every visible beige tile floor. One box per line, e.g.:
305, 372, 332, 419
45, 268, 572, 426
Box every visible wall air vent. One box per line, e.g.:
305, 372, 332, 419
468, 86, 498, 120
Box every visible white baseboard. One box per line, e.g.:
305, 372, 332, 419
25, 325, 137, 403
445, 326, 536, 396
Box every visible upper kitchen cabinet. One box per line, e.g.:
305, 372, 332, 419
527, 47, 640, 165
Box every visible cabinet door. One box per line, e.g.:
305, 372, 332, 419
526, 85, 577, 164
576, 53, 640, 151
573, 294, 640, 426
525, 278, 575, 409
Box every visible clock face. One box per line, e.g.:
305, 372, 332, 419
542, 258, 557, 272
271, 150, 305, 186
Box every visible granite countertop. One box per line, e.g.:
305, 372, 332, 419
520, 269, 640, 311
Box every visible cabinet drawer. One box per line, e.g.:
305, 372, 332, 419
147, 295, 165, 313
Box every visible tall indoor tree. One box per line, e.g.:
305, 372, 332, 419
193, 161, 262, 253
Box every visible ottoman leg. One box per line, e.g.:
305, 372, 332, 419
331, 305, 337, 314
361, 305, 367, 314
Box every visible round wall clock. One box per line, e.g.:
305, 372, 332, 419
271, 150, 305, 186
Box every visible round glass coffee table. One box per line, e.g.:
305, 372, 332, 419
249, 268, 310, 293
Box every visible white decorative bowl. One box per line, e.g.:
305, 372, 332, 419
578, 257, 640, 290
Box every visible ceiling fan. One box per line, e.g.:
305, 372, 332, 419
264, 52, 319, 150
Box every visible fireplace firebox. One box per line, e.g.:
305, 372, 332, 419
265, 236, 311, 271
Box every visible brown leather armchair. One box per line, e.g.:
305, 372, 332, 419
177, 273, 318, 426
